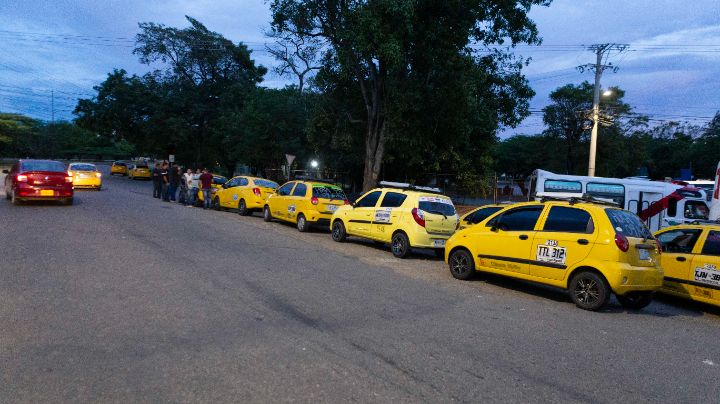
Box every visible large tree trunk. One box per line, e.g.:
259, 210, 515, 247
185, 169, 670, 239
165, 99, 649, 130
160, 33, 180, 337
362, 121, 386, 192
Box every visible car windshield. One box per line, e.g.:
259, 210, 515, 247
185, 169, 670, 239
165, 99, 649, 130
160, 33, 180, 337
20, 161, 66, 172
254, 179, 279, 189
312, 185, 346, 200
605, 209, 653, 239
419, 197, 456, 216
213, 176, 228, 185
70, 164, 96, 171
114, 162, 126, 167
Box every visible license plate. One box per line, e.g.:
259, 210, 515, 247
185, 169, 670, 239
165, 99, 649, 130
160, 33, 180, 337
433, 239, 446, 248
79, 174, 87, 178
638, 249, 650, 260
327, 205, 338, 212
40, 190, 54, 196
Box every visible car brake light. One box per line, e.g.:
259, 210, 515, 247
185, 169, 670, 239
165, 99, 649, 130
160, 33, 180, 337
614, 233, 629, 252
311, 196, 319, 205
344, 199, 350, 205
411, 208, 426, 227
253, 187, 261, 197
16, 174, 27, 182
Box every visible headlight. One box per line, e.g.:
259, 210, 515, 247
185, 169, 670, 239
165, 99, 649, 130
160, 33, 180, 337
96, 172, 102, 178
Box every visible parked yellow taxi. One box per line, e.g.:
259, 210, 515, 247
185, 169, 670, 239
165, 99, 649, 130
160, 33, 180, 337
445, 198, 663, 311
458, 204, 506, 230
211, 176, 279, 215
654, 223, 720, 308
195, 174, 228, 204
330, 182, 459, 258
264, 180, 348, 232
68, 162, 102, 190
110, 161, 128, 176
128, 163, 152, 180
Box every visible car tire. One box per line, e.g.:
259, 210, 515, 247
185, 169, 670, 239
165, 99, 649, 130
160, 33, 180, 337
62, 197, 73, 206
617, 292, 654, 310
434, 248, 445, 259
297, 214, 309, 232
212, 197, 220, 210
569, 270, 610, 311
11, 192, 21, 206
5, 190, 10, 200
263, 205, 272, 222
331, 220, 346, 242
238, 199, 249, 216
391, 232, 410, 258
448, 248, 475, 280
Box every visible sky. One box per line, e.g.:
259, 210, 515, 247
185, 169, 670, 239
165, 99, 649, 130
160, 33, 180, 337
0, 0, 719, 137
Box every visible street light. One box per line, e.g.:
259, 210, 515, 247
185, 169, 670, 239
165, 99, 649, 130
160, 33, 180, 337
310, 160, 319, 169
602, 89, 613, 97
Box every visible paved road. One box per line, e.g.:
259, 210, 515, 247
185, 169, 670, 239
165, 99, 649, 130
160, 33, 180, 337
1, 168, 719, 403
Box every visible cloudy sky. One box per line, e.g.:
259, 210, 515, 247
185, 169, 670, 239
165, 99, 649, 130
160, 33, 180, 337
1, 0, 719, 137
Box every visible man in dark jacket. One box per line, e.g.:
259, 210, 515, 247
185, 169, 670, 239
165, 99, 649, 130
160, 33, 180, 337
151, 162, 162, 198
168, 164, 180, 202
161, 162, 170, 202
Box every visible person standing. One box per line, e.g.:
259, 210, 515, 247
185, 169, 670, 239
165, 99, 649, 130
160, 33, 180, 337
187, 169, 201, 207
199, 168, 213, 209
161, 162, 170, 202
179, 167, 189, 205
168, 164, 180, 202
151, 162, 162, 198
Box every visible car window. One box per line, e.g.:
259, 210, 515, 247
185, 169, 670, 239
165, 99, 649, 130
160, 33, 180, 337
355, 191, 382, 208
489, 206, 543, 231
465, 206, 503, 224
544, 180, 582, 193
20, 161, 66, 172
684, 201, 709, 220
213, 176, 227, 185
292, 183, 307, 197
225, 178, 239, 187
239, 177, 249, 186
543, 206, 594, 234
70, 164, 96, 171
253, 179, 279, 189
312, 185, 346, 200
380, 191, 407, 208
418, 197, 456, 216
657, 229, 702, 253
277, 182, 295, 196
701, 231, 720, 256
605, 209, 653, 239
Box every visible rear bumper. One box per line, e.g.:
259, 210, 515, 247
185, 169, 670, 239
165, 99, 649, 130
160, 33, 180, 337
604, 262, 664, 295
73, 178, 101, 188
408, 231, 453, 249
15, 186, 73, 199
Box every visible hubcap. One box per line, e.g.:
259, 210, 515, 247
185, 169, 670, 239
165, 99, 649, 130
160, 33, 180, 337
332, 224, 340, 238
451, 253, 469, 274
299, 217, 305, 228
392, 237, 404, 254
575, 278, 600, 304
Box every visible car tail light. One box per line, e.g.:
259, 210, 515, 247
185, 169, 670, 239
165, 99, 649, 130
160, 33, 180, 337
614, 233, 629, 252
253, 187, 261, 197
344, 199, 350, 205
311, 196, 319, 205
65, 174, 73, 183
411, 208, 426, 227
16, 174, 27, 182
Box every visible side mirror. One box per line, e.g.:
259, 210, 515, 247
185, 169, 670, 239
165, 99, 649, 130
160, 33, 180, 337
490, 225, 499, 232
2, 170, 8, 174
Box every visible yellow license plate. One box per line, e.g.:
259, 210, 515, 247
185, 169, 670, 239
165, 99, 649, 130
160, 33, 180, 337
40, 190, 54, 196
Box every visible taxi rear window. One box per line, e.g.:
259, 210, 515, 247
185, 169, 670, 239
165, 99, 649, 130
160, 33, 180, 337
419, 196, 456, 216
312, 185, 346, 200
253, 179, 279, 189
70, 164, 96, 171
605, 209, 653, 239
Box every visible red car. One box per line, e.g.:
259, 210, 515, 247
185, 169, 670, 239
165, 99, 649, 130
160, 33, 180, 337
3, 160, 74, 205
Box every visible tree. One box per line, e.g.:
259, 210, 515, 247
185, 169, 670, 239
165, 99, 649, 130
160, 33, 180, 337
270, 0, 550, 191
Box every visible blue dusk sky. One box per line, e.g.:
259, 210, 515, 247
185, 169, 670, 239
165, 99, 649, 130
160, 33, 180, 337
0, 0, 718, 137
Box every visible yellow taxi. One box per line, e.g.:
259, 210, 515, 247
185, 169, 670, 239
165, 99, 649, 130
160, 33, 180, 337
445, 198, 663, 311
330, 182, 459, 258
654, 223, 720, 308
211, 176, 279, 214
68, 162, 102, 190
264, 179, 348, 232
458, 204, 506, 230
110, 161, 128, 176
127, 163, 152, 180
196, 174, 228, 204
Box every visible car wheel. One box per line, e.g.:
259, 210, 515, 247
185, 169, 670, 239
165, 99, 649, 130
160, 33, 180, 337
448, 249, 475, 280
297, 214, 309, 232
434, 248, 445, 259
569, 271, 610, 311
11, 192, 21, 205
62, 197, 74, 206
5, 190, 10, 200
238, 199, 249, 216
263, 206, 272, 222
212, 197, 220, 210
617, 292, 654, 310
391, 232, 410, 258
331, 220, 346, 242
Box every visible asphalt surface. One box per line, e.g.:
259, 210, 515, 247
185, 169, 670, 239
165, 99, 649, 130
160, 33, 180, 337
1, 167, 719, 403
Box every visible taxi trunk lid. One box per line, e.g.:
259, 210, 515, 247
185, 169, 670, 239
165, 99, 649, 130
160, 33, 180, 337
605, 208, 659, 267
418, 195, 458, 235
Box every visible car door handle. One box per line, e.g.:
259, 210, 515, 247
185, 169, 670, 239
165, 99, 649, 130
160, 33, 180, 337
676, 256, 686, 262
577, 239, 589, 245
519, 235, 528, 240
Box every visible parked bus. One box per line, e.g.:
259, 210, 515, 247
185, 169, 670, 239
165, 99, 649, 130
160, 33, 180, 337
528, 169, 710, 232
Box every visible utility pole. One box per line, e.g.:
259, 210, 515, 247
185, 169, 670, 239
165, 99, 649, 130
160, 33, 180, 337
578, 43, 628, 176
51, 89, 55, 123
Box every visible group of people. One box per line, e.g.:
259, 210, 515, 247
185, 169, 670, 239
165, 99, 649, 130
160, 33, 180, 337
151, 162, 215, 209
